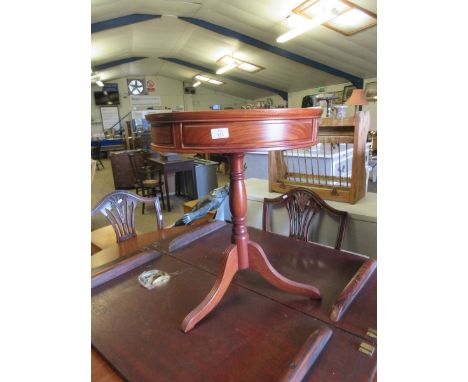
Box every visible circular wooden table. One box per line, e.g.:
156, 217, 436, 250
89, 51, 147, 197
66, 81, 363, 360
147, 108, 323, 332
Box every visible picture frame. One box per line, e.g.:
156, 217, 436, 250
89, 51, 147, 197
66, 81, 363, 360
332, 90, 344, 105
364, 81, 377, 101
343, 85, 356, 103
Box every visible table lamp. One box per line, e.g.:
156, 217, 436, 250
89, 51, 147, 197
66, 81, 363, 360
345, 89, 368, 114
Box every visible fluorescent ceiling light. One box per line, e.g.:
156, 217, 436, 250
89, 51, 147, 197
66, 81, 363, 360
237, 62, 262, 73
195, 75, 210, 82
96, 80, 104, 87
324, 7, 376, 35
278, 0, 376, 41
299, 0, 349, 18
277, 0, 342, 43
277, 15, 332, 42
216, 62, 238, 75
193, 81, 201, 87
208, 79, 224, 85
193, 74, 224, 86
216, 55, 263, 73
333, 8, 368, 26
219, 55, 238, 65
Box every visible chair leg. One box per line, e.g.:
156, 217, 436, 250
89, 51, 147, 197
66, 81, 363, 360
159, 186, 166, 210
142, 188, 146, 215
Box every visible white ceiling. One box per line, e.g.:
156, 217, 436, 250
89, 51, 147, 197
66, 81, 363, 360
91, 0, 377, 100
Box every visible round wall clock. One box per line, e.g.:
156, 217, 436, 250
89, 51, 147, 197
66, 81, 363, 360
128, 79, 144, 95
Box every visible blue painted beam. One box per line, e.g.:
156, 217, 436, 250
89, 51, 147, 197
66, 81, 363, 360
92, 14, 161, 34
179, 17, 363, 88
93, 57, 148, 71
160, 57, 288, 100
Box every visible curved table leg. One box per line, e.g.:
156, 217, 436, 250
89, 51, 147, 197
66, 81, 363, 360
181, 245, 239, 333
248, 241, 321, 299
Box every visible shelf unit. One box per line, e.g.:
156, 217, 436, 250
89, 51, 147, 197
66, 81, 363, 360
268, 111, 370, 204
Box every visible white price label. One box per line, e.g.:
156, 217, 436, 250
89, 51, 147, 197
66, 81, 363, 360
211, 128, 229, 139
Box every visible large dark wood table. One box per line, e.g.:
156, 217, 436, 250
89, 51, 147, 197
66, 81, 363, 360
147, 156, 195, 211
92, 223, 377, 382
147, 109, 329, 332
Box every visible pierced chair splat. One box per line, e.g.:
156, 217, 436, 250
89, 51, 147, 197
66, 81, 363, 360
91, 190, 163, 243
263, 187, 348, 250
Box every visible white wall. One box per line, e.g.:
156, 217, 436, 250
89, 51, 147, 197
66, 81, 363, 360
186, 85, 250, 111
92, 75, 377, 131
251, 95, 287, 108
91, 75, 251, 128
252, 78, 377, 131
287, 77, 378, 131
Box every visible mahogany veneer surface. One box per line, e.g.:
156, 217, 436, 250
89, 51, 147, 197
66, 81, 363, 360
92, 253, 376, 382
165, 225, 377, 341
147, 108, 322, 153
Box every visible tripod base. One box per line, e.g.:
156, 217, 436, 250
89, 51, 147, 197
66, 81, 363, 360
181, 240, 321, 333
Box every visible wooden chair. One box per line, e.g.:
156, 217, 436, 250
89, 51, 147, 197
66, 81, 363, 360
91, 190, 163, 243
262, 187, 348, 250
92, 139, 104, 170
91, 159, 97, 184
128, 153, 166, 213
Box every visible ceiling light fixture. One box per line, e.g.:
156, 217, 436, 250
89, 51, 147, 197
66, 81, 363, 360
91, 71, 104, 86
277, 0, 376, 42
216, 55, 264, 73
193, 74, 224, 86
324, 6, 377, 36
193, 81, 201, 87
195, 75, 210, 82
208, 79, 223, 85
216, 61, 238, 75
277, 12, 335, 43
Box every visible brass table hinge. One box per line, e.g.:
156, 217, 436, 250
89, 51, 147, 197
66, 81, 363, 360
366, 328, 377, 339
359, 342, 375, 357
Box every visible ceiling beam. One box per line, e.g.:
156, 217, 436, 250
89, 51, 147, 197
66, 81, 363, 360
160, 57, 288, 101
179, 17, 363, 88
93, 57, 148, 71
91, 14, 161, 34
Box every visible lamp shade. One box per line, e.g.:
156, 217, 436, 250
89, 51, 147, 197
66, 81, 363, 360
345, 89, 368, 106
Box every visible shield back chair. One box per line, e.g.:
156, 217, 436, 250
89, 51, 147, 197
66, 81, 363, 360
91, 190, 163, 245
262, 187, 348, 250
128, 152, 166, 213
